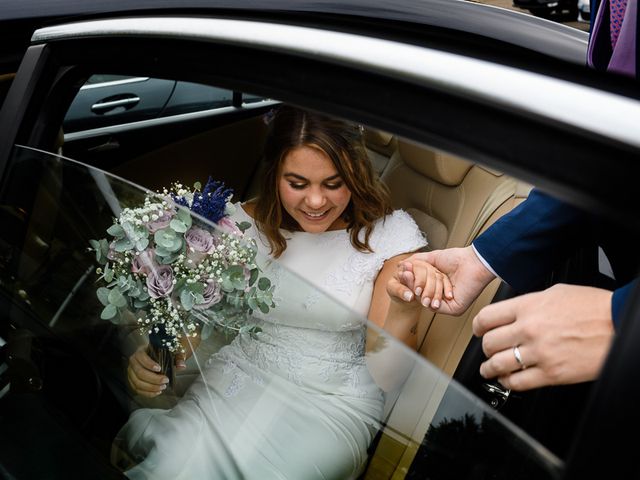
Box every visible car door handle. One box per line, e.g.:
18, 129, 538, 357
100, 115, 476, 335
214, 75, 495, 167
91, 95, 140, 114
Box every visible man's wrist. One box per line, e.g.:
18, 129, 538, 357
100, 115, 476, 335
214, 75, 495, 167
470, 244, 499, 284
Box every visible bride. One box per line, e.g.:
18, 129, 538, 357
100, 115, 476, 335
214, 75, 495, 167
116, 105, 449, 479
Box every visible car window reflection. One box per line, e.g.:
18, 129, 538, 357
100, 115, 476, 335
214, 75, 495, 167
0, 145, 562, 479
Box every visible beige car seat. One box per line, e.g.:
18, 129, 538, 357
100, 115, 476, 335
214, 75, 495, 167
364, 135, 530, 478
382, 139, 526, 365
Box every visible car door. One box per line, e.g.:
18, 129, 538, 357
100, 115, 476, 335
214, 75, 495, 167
0, 8, 639, 480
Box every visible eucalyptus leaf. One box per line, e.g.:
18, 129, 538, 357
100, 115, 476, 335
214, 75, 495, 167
221, 277, 234, 292
226, 291, 244, 308
137, 291, 150, 301
154, 245, 171, 257
180, 289, 194, 310
117, 275, 135, 292
258, 277, 271, 291
133, 299, 149, 309
96, 287, 110, 306
107, 224, 125, 238
170, 219, 188, 233
104, 265, 114, 283
247, 296, 257, 311
114, 237, 134, 252
99, 239, 110, 264
108, 288, 127, 308
154, 228, 182, 251
249, 268, 259, 286
188, 282, 205, 295
89, 239, 100, 250
237, 221, 252, 233
177, 208, 192, 229
90, 239, 108, 264
135, 237, 149, 251
174, 277, 187, 293
157, 250, 182, 265
101, 304, 117, 320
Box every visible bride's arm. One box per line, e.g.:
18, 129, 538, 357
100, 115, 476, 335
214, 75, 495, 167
367, 252, 451, 349
367, 253, 421, 350
366, 252, 450, 391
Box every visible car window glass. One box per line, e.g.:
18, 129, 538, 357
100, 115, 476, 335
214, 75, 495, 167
83, 74, 136, 85
0, 144, 562, 479
63, 75, 238, 134
243, 93, 271, 104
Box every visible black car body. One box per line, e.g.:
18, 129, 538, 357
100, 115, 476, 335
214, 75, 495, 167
0, 1, 639, 479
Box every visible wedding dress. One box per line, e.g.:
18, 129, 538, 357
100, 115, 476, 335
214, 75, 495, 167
115, 206, 426, 480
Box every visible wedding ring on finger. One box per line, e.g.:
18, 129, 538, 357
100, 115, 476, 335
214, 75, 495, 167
513, 345, 526, 370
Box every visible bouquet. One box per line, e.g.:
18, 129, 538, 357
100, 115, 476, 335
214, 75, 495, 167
90, 178, 275, 385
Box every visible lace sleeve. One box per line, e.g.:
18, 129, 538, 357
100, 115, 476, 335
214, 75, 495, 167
371, 209, 427, 262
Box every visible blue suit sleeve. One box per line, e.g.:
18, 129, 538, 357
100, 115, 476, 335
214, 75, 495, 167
472, 189, 591, 292
612, 280, 638, 328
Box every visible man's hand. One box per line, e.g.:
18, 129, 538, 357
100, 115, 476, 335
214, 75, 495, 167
473, 283, 615, 391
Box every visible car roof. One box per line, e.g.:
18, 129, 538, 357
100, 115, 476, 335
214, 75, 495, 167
0, 0, 587, 63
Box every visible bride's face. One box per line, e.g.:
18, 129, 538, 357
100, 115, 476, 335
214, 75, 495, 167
278, 145, 352, 233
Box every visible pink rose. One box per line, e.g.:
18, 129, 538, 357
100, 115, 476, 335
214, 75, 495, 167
146, 265, 174, 298
217, 217, 242, 235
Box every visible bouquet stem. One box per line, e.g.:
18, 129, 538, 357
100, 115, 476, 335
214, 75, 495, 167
147, 327, 176, 390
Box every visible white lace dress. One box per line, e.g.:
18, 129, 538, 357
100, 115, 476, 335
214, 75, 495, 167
116, 206, 426, 480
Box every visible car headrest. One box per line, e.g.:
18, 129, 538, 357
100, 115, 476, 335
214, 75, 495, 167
398, 140, 473, 186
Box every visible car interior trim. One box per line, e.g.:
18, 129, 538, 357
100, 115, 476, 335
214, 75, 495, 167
31, 17, 640, 150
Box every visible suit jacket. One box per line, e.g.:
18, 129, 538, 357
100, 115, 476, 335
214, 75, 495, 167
473, 189, 637, 327
588, 0, 638, 77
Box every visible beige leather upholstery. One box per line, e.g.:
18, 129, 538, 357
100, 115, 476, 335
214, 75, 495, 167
365, 128, 397, 176
364, 134, 530, 478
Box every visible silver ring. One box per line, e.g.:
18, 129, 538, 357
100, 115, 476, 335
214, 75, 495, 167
513, 345, 526, 370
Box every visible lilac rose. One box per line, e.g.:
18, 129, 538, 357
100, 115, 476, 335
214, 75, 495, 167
131, 249, 157, 275
185, 227, 216, 265
193, 280, 223, 310
146, 211, 173, 233
185, 227, 215, 252
146, 265, 174, 298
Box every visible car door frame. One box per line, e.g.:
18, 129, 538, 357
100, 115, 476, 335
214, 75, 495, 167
1, 13, 640, 480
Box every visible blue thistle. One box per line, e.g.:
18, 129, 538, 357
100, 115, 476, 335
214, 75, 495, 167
173, 195, 190, 209
189, 177, 234, 224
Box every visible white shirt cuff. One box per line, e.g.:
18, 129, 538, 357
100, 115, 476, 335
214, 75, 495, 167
471, 243, 500, 279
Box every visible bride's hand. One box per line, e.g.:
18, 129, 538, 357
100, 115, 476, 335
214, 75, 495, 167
127, 346, 170, 397
174, 334, 202, 370
388, 260, 452, 311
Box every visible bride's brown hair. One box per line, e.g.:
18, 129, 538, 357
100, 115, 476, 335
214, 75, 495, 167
253, 105, 392, 258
